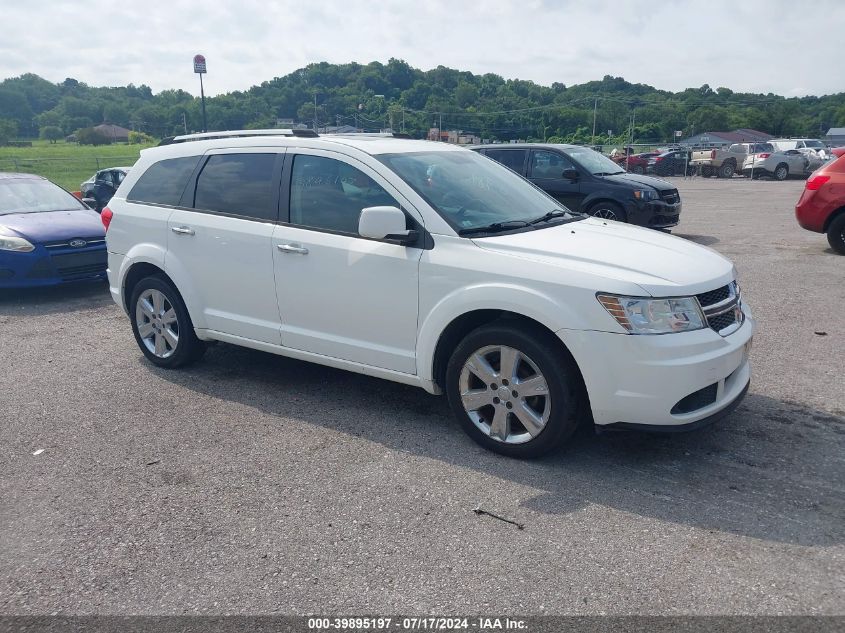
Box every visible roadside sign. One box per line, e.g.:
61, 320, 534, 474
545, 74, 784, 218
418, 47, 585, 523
675, 130, 683, 137
193, 54, 207, 74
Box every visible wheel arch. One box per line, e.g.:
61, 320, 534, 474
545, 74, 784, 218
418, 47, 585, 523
822, 206, 845, 233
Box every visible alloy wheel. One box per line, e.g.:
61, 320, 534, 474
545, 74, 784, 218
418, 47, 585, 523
592, 208, 618, 220
458, 345, 550, 444
135, 289, 179, 358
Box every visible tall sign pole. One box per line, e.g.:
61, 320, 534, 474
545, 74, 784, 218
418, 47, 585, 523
193, 54, 208, 133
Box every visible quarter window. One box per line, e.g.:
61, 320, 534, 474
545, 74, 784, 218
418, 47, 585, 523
194, 153, 277, 220
289, 155, 397, 234
127, 156, 201, 206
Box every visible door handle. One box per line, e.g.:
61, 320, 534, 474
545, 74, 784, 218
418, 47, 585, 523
171, 226, 195, 236
276, 243, 309, 255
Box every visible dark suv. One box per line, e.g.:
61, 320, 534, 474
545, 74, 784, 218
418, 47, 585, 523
80, 166, 130, 211
471, 144, 681, 229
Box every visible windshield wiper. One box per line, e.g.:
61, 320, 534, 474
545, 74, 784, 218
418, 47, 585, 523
593, 171, 625, 176
528, 210, 570, 225
458, 220, 531, 236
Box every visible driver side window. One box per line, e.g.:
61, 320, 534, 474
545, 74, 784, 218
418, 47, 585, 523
530, 150, 574, 179
290, 155, 398, 235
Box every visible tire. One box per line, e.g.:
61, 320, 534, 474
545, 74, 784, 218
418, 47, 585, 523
129, 275, 206, 368
632, 166, 645, 175
718, 161, 735, 178
701, 166, 713, 178
588, 201, 627, 223
445, 321, 583, 458
827, 213, 845, 255
774, 164, 789, 181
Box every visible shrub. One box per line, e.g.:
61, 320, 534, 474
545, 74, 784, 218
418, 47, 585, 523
76, 127, 112, 146
40, 125, 64, 143
0, 118, 18, 145
128, 130, 155, 144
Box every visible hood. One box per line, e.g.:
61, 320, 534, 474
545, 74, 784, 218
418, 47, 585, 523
0, 208, 105, 243
600, 171, 675, 191
472, 218, 734, 296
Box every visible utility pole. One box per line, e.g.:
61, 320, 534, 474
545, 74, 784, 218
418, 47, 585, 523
591, 98, 597, 146
313, 92, 318, 131
182, 112, 188, 134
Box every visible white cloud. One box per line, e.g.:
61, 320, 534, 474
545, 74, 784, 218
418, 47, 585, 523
1, 0, 842, 97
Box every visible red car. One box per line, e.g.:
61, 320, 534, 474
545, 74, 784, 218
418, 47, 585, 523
611, 150, 660, 174
795, 147, 845, 254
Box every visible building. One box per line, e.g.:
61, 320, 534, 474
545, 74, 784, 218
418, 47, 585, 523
825, 128, 845, 146
680, 128, 772, 148
427, 128, 481, 145
94, 123, 131, 142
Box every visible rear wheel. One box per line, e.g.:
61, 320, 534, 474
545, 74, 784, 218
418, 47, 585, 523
588, 201, 627, 223
445, 322, 583, 458
632, 165, 645, 175
827, 214, 845, 255
701, 166, 713, 178
718, 161, 735, 178
774, 164, 789, 181
129, 275, 206, 368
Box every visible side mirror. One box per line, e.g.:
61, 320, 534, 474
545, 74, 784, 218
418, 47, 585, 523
562, 168, 579, 181
358, 206, 418, 245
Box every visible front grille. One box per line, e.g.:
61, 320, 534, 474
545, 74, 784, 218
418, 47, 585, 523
649, 214, 679, 226
671, 382, 718, 414
50, 250, 107, 277
696, 282, 742, 335
43, 237, 105, 249
660, 189, 680, 204
696, 285, 730, 307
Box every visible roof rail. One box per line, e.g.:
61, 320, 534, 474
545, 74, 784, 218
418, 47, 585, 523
159, 129, 319, 146
326, 132, 412, 139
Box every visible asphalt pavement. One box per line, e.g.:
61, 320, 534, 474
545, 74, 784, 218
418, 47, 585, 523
0, 177, 842, 615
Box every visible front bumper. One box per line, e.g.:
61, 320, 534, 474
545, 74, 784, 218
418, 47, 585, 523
626, 198, 681, 229
0, 245, 107, 289
558, 307, 755, 428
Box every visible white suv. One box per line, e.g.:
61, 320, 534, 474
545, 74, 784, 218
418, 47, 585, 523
104, 130, 755, 457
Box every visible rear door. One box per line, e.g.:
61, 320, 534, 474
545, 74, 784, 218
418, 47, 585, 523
166, 149, 284, 344
527, 149, 583, 210
482, 148, 529, 175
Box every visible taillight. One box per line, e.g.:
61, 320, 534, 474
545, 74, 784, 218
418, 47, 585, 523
101, 206, 113, 231
710, 150, 716, 159
806, 174, 831, 190
757, 153, 771, 159
655, 156, 663, 162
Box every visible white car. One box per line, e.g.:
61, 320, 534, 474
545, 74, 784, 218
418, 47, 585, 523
104, 130, 755, 457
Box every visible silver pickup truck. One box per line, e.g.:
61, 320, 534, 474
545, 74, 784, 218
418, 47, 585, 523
690, 142, 774, 178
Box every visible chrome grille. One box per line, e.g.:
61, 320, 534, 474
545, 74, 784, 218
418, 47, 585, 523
696, 281, 743, 336
660, 189, 680, 204
44, 237, 105, 249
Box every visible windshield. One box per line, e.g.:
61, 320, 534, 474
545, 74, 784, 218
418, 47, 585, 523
377, 150, 582, 233
0, 178, 87, 215
805, 140, 825, 149
562, 147, 625, 175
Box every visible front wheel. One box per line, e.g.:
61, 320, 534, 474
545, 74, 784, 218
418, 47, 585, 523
588, 202, 627, 223
827, 214, 845, 255
774, 164, 789, 181
445, 322, 583, 458
129, 275, 206, 368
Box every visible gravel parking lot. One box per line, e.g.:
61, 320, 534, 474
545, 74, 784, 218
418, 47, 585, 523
1, 177, 843, 616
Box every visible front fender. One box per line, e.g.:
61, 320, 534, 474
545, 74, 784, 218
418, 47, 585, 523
416, 282, 583, 384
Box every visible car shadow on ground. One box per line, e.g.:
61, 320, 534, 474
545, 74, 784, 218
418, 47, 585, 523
0, 280, 111, 316
153, 342, 844, 548
675, 233, 720, 246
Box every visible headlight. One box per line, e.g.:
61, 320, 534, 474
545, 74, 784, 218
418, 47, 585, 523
597, 294, 706, 334
0, 234, 35, 252
633, 189, 658, 201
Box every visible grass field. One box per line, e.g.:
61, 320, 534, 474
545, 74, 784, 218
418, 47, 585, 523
0, 140, 155, 191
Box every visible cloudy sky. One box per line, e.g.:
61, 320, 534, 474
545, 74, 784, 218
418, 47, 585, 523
2, 0, 842, 98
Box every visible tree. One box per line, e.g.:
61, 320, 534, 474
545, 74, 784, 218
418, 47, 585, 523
76, 127, 111, 145
0, 119, 18, 145
40, 125, 64, 143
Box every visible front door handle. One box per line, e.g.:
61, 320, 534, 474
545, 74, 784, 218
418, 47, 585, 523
171, 226, 195, 236
276, 243, 309, 255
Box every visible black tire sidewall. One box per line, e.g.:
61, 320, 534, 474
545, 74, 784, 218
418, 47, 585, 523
827, 214, 845, 255
129, 275, 204, 368
775, 165, 788, 180
445, 323, 581, 458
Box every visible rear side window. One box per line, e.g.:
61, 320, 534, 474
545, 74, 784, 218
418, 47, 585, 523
128, 156, 201, 206
193, 153, 277, 220
484, 149, 527, 174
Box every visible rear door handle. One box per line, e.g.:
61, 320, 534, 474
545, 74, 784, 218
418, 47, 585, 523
276, 243, 309, 255
171, 226, 195, 236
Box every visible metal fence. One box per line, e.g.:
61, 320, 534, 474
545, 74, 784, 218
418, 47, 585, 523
0, 156, 139, 191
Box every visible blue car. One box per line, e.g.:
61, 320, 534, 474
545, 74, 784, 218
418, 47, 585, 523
0, 173, 107, 288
